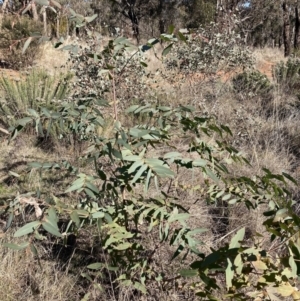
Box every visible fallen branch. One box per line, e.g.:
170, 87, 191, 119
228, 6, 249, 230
0, 127, 9, 135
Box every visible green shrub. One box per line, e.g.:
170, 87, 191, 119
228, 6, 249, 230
273, 59, 300, 100
232, 70, 273, 99
3, 35, 300, 301
0, 16, 42, 69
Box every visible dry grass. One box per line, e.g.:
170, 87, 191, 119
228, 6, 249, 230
35, 41, 71, 74
252, 46, 286, 81
0, 241, 80, 301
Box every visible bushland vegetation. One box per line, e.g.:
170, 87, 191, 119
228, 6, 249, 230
2, 1, 300, 301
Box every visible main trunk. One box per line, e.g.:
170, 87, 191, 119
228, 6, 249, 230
295, 6, 300, 50
282, 2, 291, 57
1, 0, 9, 12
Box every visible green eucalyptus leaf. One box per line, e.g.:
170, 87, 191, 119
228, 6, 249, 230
87, 262, 102, 270
14, 221, 41, 237
3, 242, 30, 250
229, 228, 245, 249
71, 211, 80, 227
22, 37, 32, 54
85, 14, 98, 23
179, 269, 198, 277
226, 258, 233, 289
131, 164, 148, 184
133, 282, 147, 294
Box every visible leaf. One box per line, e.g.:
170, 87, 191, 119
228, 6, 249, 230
162, 43, 173, 56
134, 282, 147, 294
229, 228, 245, 249
228, 199, 238, 205
27, 162, 43, 168
47, 207, 58, 223
164, 152, 182, 159
84, 188, 96, 199
14, 221, 41, 237
129, 128, 149, 138
168, 24, 175, 34
125, 105, 140, 113
151, 165, 174, 178
87, 262, 102, 270
144, 168, 152, 193
131, 164, 148, 184
92, 212, 105, 219
205, 168, 219, 183
123, 155, 141, 162
179, 269, 198, 277
192, 159, 207, 167
222, 194, 231, 201
65, 177, 85, 193
252, 260, 268, 270
128, 160, 144, 174
3, 242, 30, 250
178, 31, 187, 43
234, 254, 243, 275
71, 211, 80, 227
282, 172, 297, 185
80, 292, 91, 301
18, 117, 32, 126
114, 242, 132, 250
85, 14, 98, 23
226, 258, 233, 289
42, 221, 62, 237
85, 181, 99, 194
27, 108, 39, 117
22, 37, 32, 54
277, 284, 295, 297
168, 213, 190, 223
69, 8, 76, 16
289, 248, 298, 278
5, 213, 14, 231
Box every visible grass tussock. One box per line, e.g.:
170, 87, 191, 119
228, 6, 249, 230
0, 69, 73, 128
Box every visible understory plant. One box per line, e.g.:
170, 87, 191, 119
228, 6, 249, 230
273, 58, 300, 101
0, 69, 72, 132
1, 6, 300, 301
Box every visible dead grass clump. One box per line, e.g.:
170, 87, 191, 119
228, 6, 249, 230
0, 241, 80, 301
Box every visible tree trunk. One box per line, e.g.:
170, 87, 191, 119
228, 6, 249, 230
295, 6, 300, 50
42, 8, 47, 35
1, 0, 9, 13
56, 12, 60, 38
32, 2, 39, 21
282, 2, 291, 57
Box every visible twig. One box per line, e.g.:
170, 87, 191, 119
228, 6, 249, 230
0, 126, 9, 135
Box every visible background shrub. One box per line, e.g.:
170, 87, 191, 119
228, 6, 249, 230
232, 70, 273, 99
273, 58, 300, 100
0, 16, 42, 69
